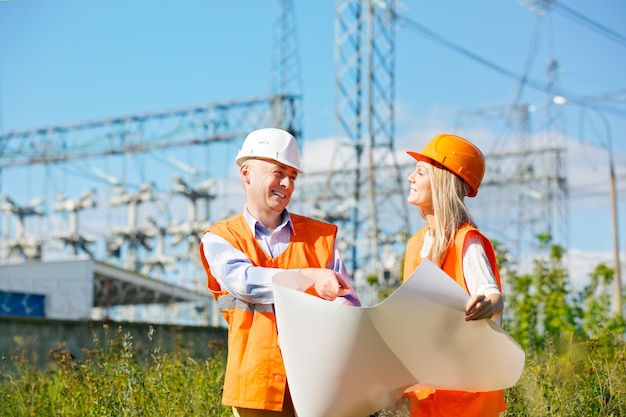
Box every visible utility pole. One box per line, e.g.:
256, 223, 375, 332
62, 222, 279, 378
0, 195, 44, 260
52, 189, 97, 256
553, 95, 622, 318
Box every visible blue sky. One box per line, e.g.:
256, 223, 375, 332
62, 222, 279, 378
1, 0, 625, 288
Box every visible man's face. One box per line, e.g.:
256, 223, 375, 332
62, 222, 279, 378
244, 158, 299, 215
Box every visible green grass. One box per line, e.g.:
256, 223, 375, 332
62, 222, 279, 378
503, 338, 626, 417
0, 324, 231, 417
1, 325, 625, 416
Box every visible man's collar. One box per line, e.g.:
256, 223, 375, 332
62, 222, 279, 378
243, 207, 296, 235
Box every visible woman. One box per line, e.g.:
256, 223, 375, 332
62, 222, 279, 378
403, 133, 506, 416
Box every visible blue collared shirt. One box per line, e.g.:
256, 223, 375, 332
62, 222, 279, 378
201, 207, 360, 306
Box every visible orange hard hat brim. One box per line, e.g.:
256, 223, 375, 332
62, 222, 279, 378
406, 150, 479, 197
407, 151, 445, 171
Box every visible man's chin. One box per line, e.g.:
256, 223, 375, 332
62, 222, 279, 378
269, 200, 289, 212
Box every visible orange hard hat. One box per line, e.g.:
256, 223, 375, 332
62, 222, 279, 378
407, 133, 485, 197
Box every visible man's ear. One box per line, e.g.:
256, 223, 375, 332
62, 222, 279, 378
240, 163, 251, 184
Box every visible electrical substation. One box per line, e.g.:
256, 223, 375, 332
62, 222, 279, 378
1, 0, 623, 326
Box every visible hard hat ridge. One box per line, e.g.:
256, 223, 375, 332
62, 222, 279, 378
235, 128, 303, 173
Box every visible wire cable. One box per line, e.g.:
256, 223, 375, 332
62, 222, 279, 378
397, 13, 626, 121
553, 1, 626, 48
396, 15, 548, 93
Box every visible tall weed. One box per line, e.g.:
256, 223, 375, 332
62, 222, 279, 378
0, 324, 230, 417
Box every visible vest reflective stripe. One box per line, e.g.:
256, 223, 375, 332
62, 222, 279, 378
199, 212, 337, 411
216, 294, 275, 314
403, 224, 506, 417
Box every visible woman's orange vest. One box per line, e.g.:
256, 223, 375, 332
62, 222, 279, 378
403, 225, 506, 417
199, 213, 336, 411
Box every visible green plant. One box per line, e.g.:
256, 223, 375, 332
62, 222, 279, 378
504, 234, 581, 353
3, 235, 626, 416
0, 324, 230, 417
503, 338, 626, 416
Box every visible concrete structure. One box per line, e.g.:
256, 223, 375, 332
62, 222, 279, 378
1, 316, 228, 367
0, 258, 212, 322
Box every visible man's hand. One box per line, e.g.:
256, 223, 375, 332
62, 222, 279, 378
299, 268, 351, 301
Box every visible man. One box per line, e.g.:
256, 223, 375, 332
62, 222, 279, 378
199, 127, 360, 417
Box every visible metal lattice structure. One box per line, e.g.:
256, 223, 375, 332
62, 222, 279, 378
0, 94, 301, 324
471, 60, 568, 267
0, 0, 581, 322
0, 95, 300, 169
313, 0, 409, 286
0, 0, 304, 325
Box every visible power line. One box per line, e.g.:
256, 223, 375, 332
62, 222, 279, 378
394, 11, 606, 144
397, 13, 626, 122
553, 1, 626, 48
510, 14, 545, 108
396, 15, 547, 93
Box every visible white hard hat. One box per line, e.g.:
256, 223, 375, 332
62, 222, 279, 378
235, 128, 303, 173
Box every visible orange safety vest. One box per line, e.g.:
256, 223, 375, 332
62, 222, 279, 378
403, 224, 506, 417
199, 213, 336, 411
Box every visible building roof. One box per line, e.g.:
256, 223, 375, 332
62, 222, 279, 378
92, 261, 209, 307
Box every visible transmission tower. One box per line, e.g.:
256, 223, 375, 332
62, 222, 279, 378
314, 0, 409, 287
544, 58, 569, 251
0, 95, 300, 169
0, 1, 304, 325
467, 111, 567, 268
271, 0, 302, 98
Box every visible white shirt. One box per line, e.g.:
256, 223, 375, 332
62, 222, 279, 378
421, 231, 501, 297
201, 207, 360, 306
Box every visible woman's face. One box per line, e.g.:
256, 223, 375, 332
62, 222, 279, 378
407, 161, 433, 212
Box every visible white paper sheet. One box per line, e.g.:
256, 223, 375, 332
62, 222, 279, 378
272, 259, 525, 417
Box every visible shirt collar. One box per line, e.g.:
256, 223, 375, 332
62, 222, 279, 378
243, 207, 296, 235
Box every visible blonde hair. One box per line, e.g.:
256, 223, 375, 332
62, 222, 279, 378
421, 163, 475, 266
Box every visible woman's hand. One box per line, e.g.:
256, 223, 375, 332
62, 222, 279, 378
465, 293, 503, 321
